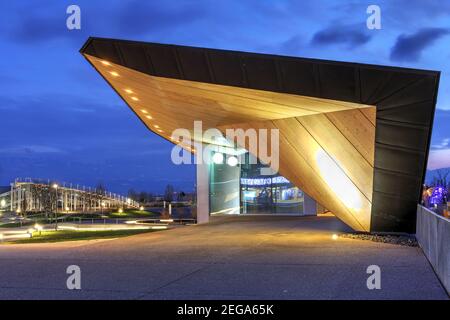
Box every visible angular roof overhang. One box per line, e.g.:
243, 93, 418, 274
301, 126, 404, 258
80, 37, 440, 233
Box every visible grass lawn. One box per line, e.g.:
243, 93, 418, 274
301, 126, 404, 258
109, 209, 158, 218
0, 218, 50, 228
0, 213, 64, 228
0, 221, 35, 228
7, 229, 161, 244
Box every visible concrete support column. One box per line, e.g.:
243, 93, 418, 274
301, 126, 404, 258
18, 187, 22, 212
196, 154, 210, 224
10, 183, 14, 211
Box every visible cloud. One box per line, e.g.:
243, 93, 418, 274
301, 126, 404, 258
390, 27, 449, 62
278, 35, 304, 55
0, 145, 65, 155
116, 1, 206, 35
8, 8, 89, 46
432, 138, 450, 150
311, 24, 371, 48
428, 149, 450, 170
12, 14, 64, 43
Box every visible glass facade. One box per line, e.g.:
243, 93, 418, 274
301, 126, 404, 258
209, 156, 240, 215
209, 151, 304, 215
240, 153, 304, 215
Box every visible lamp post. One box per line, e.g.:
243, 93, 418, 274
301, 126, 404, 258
52, 184, 58, 230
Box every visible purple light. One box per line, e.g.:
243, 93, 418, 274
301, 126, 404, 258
430, 185, 447, 205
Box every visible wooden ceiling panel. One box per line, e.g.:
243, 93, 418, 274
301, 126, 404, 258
85, 54, 376, 231
296, 112, 374, 201
324, 109, 376, 166
220, 115, 374, 231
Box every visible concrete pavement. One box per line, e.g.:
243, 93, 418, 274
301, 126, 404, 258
0, 214, 448, 299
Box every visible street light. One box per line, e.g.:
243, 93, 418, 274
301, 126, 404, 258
52, 184, 58, 230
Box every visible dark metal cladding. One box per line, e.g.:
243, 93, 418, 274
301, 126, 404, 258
80, 37, 440, 233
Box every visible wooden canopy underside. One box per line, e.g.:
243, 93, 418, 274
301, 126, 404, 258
86, 54, 376, 231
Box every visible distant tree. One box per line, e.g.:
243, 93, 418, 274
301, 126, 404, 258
93, 182, 107, 209
96, 182, 106, 196
432, 169, 450, 187
146, 192, 154, 203
177, 191, 186, 201
164, 184, 174, 202
138, 191, 148, 203
128, 188, 137, 201
40, 183, 57, 215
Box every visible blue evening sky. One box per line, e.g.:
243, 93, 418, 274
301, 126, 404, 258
0, 0, 449, 194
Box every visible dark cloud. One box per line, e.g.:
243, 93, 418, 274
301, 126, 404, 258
311, 24, 371, 48
116, 1, 206, 35
3, 1, 206, 45
8, 7, 90, 46
390, 28, 449, 62
12, 14, 65, 43
0, 93, 194, 193
0, 94, 135, 140
279, 35, 303, 55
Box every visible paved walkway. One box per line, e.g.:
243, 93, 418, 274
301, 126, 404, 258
0, 215, 448, 299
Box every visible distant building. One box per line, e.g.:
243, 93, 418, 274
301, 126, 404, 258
0, 187, 11, 211
3, 178, 139, 213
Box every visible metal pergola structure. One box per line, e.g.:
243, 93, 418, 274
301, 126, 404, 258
8, 178, 139, 214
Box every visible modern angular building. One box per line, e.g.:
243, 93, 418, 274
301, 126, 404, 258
80, 37, 440, 234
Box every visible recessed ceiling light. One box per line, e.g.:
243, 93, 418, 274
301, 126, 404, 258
141, 109, 148, 114
212, 152, 224, 164
154, 125, 160, 129
227, 156, 239, 167
145, 115, 152, 119
124, 89, 133, 94
101, 60, 111, 66
131, 97, 139, 101
109, 71, 119, 77
157, 129, 163, 133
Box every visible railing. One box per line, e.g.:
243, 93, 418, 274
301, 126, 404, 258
10, 215, 197, 227
416, 205, 450, 295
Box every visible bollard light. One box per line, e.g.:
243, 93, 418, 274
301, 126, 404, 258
34, 224, 43, 235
